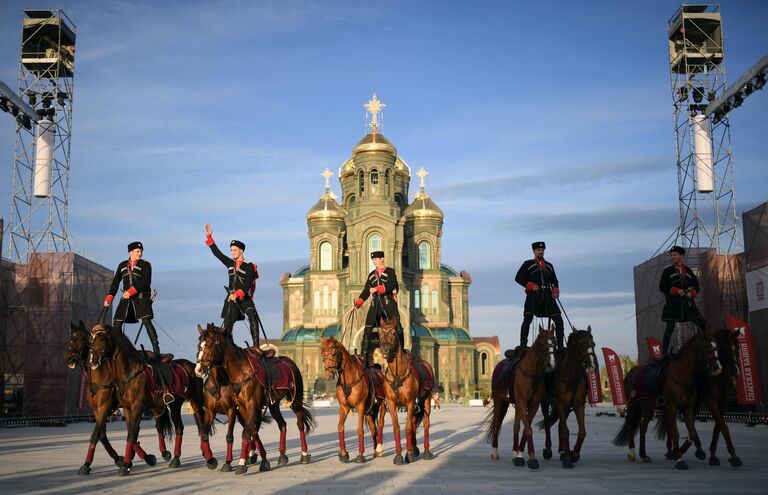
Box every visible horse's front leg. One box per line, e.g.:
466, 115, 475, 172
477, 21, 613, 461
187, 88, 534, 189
168, 400, 184, 468
78, 401, 113, 475
354, 402, 368, 463
512, 402, 524, 466
541, 399, 553, 460
404, 401, 416, 463
571, 401, 587, 464
665, 405, 687, 469
337, 402, 351, 462
521, 399, 541, 469
556, 401, 572, 467
388, 398, 405, 465
118, 407, 142, 476
421, 394, 434, 460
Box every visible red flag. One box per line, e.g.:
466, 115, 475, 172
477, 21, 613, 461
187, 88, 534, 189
725, 316, 763, 405
601, 347, 626, 406
587, 371, 602, 405
646, 337, 663, 359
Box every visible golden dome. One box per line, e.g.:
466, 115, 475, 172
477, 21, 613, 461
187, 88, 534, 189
307, 192, 346, 221
404, 190, 443, 220
352, 129, 397, 156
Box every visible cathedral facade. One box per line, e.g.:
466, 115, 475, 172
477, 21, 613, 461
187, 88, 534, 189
275, 96, 500, 398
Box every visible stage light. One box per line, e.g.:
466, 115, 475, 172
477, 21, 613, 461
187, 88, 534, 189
57, 91, 68, 107
707, 90, 716, 101
26, 90, 37, 106
743, 83, 754, 96
732, 93, 744, 108
693, 87, 704, 103
0, 96, 8, 113
678, 87, 688, 101
755, 73, 766, 91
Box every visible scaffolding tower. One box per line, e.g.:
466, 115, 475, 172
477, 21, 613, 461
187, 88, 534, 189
6, 9, 76, 263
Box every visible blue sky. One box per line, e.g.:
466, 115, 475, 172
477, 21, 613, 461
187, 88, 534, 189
1, 0, 766, 359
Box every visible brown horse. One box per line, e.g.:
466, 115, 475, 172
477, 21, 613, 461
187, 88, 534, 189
538, 327, 598, 468
195, 323, 316, 474
320, 336, 387, 463
613, 330, 721, 469
486, 327, 555, 469
676, 327, 743, 467
88, 323, 208, 475
378, 317, 435, 465
64, 321, 171, 474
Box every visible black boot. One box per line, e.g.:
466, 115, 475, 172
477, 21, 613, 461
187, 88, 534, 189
144, 319, 161, 355
361, 329, 373, 368
246, 311, 260, 349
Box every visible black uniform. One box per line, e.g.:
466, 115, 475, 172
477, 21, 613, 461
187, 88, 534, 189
206, 237, 260, 346
356, 266, 403, 365
515, 258, 565, 350
658, 264, 707, 354
107, 259, 161, 354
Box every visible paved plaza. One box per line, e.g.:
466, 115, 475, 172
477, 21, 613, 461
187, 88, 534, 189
0, 405, 766, 494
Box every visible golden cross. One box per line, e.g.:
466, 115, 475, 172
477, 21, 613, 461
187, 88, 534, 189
364, 94, 386, 129
417, 167, 428, 191
321, 168, 333, 191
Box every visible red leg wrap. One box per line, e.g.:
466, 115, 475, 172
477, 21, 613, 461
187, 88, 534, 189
201, 439, 213, 460
173, 435, 183, 458
339, 431, 347, 452
85, 443, 97, 464
134, 442, 147, 460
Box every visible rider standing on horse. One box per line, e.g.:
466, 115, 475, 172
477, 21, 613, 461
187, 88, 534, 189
103, 241, 161, 354
204, 224, 261, 347
515, 241, 565, 352
354, 250, 402, 368
659, 245, 707, 355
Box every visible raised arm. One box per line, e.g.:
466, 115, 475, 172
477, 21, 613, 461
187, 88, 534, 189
205, 224, 232, 267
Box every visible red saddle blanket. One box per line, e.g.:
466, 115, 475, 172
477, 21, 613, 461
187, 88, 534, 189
413, 360, 434, 392
491, 359, 517, 394
631, 363, 667, 398
142, 362, 189, 398
245, 353, 295, 392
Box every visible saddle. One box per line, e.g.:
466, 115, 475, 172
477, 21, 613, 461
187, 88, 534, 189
351, 355, 385, 399
634, 358, 670, 399
141, 351, 175, 388
246, 347, 281, 389
244, 350, 294, 401
141, 361, 189, 399
493, 349, 525, 398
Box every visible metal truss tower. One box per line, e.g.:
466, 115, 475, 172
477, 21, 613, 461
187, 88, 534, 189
667, 4, 740, 255
7, 9, 76, 263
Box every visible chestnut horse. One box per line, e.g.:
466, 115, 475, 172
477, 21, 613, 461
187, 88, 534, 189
613, 330, 721, 469
378, 317, 435, 465
320, 336, 387, 463
195, 323, 316, 474
537, 327, 598, 468
64, 321, 171, 474
88, 323, 208, 475
486, 327, 555, 469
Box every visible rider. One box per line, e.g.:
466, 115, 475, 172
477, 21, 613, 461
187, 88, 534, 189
659, 245, 707, 355
204, 224, 261, 347
354, 250, 402, 368
515, 241, 565, 353
104, 241, 161, 355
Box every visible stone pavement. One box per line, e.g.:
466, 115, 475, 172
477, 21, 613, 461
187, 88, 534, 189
0, 405, 766, 494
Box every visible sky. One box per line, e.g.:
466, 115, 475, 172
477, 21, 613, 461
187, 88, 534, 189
0, 0, 766, 360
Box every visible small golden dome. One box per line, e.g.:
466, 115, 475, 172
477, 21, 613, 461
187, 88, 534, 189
352, 129, 397, 156
307, 192, 346, 221
404, 190, 443, 220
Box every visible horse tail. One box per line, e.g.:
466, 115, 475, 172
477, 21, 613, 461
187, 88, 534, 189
483, 399, 497, 444
296, 401, 317, 433
654, 410, 669, 440
535, 401, 559, 430
157, 408, 175, 440
612, 401, 641, 446
413, 398, 426, 429
261, 413, 273, 425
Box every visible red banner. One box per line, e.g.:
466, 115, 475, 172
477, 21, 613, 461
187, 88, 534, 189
646, 337, 663, 359
601, 347, 626, 406
587, 371, 602, 405
78, 370, 87, 411
725, 316, 763, 405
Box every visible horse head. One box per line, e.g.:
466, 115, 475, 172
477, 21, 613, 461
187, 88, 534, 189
88, 322, 113, 370
320, 336, 343, 380
566, 325, 598, 373
195, 323, 226, 378
378, 317, 400, 361
716, 327, 740, 377
688, 331, 722, 377
535, 325, 556, 371
64, 321, 89, 369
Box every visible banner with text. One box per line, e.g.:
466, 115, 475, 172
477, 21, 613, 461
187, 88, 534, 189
726, 316, 763, 405
587, 370, 603, 405
646, 337, 663, 360
601, 347, 626, 407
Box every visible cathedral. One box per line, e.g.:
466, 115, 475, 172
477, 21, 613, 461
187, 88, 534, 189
274, 96, 500, 399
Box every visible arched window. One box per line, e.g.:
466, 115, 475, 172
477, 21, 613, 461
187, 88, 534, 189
322, 286, 330, 315
370, 169, 379, 185
368, 233, 382, 271
418, 241, 431, 270
414, 289, 421, 309
331, 290, 338, 315
385, 169, 390, 186
319, 241, 332, 271
481, 352, 488, 375
422, 284, 430, 313
359, 170, 365, 194
432, 289, 438, 312
313, 290, 321, 314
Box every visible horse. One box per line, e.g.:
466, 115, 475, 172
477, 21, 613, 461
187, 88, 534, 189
195, 323, 316, 474
64, 321, 170, 474
485, 327, 555, 469
320, 336, 387, 463
676, 327, 742, 467
537, 327, 598, 468
612, 330, 722, 469
88, 323, 209, 475
378, 317, 435, 465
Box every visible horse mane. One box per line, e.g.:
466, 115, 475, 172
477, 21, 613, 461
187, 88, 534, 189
108, 325, 149, 364
671, 329, 707, 361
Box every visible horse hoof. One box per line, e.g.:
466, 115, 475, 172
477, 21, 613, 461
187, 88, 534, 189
562, 456, 574, 469
642, 456, 653, 464
117, 464, 131, 476
491, 453, 500, 461
299, 454, 310, 465
559, 452, 565, 462
627, 452, 636, 462
277, 454, 289, 467
422, 449, 434, 460
260, 459, 271, 472
543, 448, 552, 460
354, 454, 366, 464
234, 465, 247, 475
527, 458, 540, 470
413, 446, 420, 458
144, 454, 157, 467
674, 460, 689, 470
393, 453, 405, 465
728, 456, 742, 468
513, 457, 526, 467
339, 452, 350, 463
571, 452, 580, 463
77, 464, 91, 476
695, 449, 706, 461
161, 450, 172, 461
406, 452, 416, 464
169, 458, 181, 469
665, 450, 675, 460
206, 457, 218, 470
113, 457, 125, 467
708, 456, 720, 466
248, 454, 258, 465
221, 462, 232, 472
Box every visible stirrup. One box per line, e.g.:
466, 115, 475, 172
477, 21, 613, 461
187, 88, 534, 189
163, 392, 175, 406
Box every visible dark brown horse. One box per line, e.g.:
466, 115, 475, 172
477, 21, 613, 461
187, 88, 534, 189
613, 330, 722, 469
486, 327, 555, 469
195, 323, 316, 474
379, 317, 435, 465
676, 327, 742, 467
320, 336, 386, 463
538, 327, 598, 468
88, 323, 208, 475
64, 321, 170, 474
